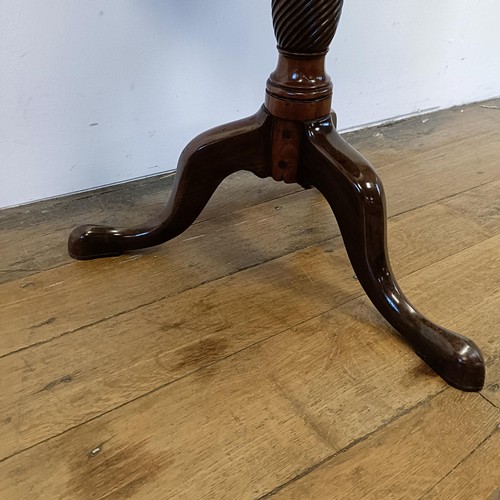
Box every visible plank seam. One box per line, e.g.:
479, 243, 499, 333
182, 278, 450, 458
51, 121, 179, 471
1, 229, 497, 363
256, 388, 449, 500
417, 423, 500, 499
479, 390, 500, 411
0, 233, 497, 460
0, 187, 304, 281
1, 229, 498, 463
0, 302, 353, 463
2, 181, 499, 360
1, 176, 496, 288
388, 179, 494, 221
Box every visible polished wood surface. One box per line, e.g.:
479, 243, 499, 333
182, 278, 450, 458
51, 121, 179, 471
266, 0, 343, 120
303, 116, 484, 390
67, 0, 487, 392
69, 109, 273, 258
2, 99, 500, 498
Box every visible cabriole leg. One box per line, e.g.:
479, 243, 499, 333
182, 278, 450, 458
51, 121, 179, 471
68, 108, 272, 259
301, 115, 485, 391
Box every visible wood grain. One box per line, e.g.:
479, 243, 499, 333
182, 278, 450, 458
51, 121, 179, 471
422, 430, 500, 500
0, 229, 498, 497
0, 177, 497, 359
0, 185, 499, 459
484, 359, 500, 409
0, 173, 300, 285
269, 391, 499, 499
0, 187, 335, 356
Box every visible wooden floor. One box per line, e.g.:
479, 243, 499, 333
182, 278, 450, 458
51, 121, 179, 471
1, 99, 499, 499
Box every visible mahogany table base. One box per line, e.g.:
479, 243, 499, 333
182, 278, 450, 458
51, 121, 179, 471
68, 0, 485, 392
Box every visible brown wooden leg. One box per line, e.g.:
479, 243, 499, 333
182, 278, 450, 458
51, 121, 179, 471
301, 114, 485, 391
67, 0, 486, 392
68, 107, 272, 259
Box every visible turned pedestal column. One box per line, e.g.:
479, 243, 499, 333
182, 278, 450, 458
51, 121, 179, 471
69, 0, 485, 392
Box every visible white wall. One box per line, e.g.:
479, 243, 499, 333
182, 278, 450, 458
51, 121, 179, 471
1, 0, 499, 209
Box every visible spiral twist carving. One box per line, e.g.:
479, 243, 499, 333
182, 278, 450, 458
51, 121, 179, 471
272, 0, 344, 53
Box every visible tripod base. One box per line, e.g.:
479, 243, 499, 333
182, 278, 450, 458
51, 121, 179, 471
69, 106, 485, 392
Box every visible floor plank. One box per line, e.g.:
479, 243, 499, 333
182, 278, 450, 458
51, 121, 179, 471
0, 178, 497, 359
0, 173, 300, 285
484, 360, 500, 409
0, 321, 445, 499
0, 186, 499, 459
267, 391, 499, 500
0, 233, 498, 497
422, 429, 500, 500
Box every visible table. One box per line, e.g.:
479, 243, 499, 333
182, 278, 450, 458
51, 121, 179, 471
68, 0, 485, 392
